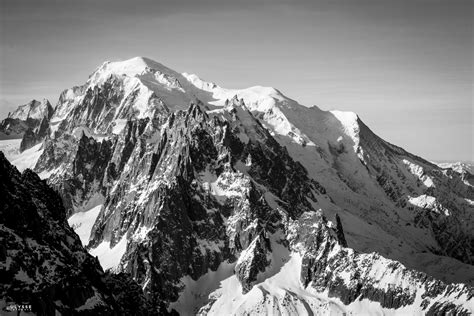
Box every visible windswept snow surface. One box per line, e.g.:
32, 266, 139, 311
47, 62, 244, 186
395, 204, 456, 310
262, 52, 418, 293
67, 205, 103, 246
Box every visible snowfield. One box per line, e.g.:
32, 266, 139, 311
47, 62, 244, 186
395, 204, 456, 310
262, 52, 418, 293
67, 205, 103, 246
89, 235, 128, 271
0, 139, 43, 172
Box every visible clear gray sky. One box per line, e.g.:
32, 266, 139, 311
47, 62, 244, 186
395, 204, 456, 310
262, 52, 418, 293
0, 0, 472, 161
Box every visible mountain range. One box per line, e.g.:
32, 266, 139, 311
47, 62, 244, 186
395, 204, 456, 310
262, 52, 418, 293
0, 56, 472, 315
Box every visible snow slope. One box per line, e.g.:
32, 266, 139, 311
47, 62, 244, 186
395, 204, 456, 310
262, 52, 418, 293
67, 205, 103, 246
89, 235, 128, 271
0, 139, 43, 172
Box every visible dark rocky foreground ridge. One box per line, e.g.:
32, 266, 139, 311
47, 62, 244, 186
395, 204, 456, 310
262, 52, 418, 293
0, 152, 157, 315
1, 57, 473, 314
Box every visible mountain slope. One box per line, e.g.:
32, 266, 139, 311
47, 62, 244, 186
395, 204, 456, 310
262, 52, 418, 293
1, 57, 472, 314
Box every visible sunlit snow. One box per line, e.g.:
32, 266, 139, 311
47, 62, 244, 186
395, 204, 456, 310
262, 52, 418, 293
67, 205, 102, 246
89, 235, 128, 271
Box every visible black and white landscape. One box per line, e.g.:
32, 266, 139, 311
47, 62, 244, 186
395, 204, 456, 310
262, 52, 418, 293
1, 56, 473, 315
1, 0, 473, 314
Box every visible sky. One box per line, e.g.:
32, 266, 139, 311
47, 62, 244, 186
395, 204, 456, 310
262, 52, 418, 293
0, 0, 472, 161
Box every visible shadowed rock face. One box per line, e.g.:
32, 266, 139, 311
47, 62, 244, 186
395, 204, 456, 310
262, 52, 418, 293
335, 213, 347, 247
0, 152, 121, 314
0, 152, 162, 315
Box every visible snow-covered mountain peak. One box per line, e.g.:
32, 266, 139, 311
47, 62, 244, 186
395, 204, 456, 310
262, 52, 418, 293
49, 57, 200, 136
91, 56, 171, 79
7, 98, 53, 121
87, 56, 188, 92
86, 57, 321, 122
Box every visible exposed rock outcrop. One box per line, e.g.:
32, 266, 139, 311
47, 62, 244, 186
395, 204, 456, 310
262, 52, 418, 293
0, 151, 121, 314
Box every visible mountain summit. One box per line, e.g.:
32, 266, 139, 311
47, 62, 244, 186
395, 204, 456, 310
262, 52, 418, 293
1, 57, 473, 315
0, 99, 53, 141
